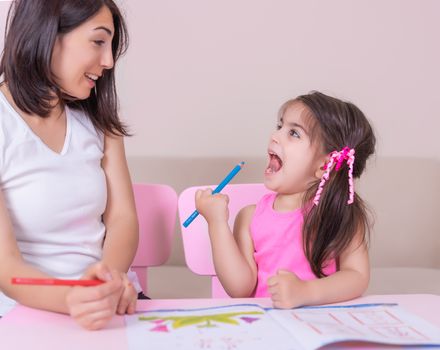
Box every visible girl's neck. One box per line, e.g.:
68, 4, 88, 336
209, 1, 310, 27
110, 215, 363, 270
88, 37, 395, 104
273, 192, 304, 212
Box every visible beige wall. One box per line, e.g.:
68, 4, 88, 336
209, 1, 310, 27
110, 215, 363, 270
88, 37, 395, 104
115, 0, 440, 160
1, 1, 439, 273
2, 1, 439, 159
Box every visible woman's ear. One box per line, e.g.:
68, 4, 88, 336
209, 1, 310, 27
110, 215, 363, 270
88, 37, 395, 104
314, 154, 330, 179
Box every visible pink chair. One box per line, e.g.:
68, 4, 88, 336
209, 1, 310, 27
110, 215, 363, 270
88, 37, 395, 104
178, 183, 272, 298
131, 183, 177, 294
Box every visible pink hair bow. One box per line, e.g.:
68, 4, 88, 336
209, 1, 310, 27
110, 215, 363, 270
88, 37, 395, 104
313, 147, 355, 206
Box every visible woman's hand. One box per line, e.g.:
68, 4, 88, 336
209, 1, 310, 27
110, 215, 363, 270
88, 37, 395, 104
267, 269, 309, 309
65, 263, 123, 330
195, 188, 230, 225
116, 272, 137, 315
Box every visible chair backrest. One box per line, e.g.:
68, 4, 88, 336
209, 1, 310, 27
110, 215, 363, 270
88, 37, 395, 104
131, 183, 177, 293
178, 183, 272, 297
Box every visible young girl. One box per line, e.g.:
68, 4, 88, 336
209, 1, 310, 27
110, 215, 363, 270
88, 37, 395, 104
196, 91, 376, 308
0, 0, 139, 329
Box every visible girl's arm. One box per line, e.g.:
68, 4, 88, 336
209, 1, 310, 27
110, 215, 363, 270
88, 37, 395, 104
101, 133, 139, 272
0, 190, 123, 330
268, 231, 369, 308
195, 189, 257, 297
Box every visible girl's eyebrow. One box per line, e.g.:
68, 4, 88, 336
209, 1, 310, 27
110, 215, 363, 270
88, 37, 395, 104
280, 117, 309, 136
93, 26, 113, 36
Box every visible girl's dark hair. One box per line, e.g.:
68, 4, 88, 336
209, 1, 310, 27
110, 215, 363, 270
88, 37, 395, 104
280, 91, 376, 277
0, 0, 129, 136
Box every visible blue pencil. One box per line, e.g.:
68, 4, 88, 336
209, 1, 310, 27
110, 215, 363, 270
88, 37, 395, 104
182, 161, 245, 228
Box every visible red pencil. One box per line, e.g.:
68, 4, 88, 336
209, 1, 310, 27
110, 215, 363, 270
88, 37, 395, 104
11, 277, 104, 286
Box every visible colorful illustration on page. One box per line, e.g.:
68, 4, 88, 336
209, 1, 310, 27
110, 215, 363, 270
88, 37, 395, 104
139, 310, 263, 332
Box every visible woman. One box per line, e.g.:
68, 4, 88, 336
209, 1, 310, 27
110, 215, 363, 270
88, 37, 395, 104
0, 0, 139, 330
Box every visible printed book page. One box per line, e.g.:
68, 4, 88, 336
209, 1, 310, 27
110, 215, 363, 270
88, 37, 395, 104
269, 304, 440, 350
125, 303, 440, 350
125, 303, 302, 350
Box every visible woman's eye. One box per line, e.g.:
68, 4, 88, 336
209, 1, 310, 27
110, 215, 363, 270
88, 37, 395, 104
276, 123, 282, 130
93, 40, 105, 47
289, 129, 300, 138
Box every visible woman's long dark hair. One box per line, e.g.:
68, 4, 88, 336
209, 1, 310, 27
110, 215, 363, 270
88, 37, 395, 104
281, 92, 376, 277
0, 0, 129, 136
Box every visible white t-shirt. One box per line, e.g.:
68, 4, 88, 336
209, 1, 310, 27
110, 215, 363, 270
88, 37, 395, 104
0, 92, 110, 313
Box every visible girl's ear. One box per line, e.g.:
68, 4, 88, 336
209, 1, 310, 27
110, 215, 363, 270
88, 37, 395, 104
314, 154, 330, 179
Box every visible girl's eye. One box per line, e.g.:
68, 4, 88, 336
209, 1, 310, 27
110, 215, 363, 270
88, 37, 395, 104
93, 40, 106, 47
276, 123, 282, 130
289, 129, 300, 138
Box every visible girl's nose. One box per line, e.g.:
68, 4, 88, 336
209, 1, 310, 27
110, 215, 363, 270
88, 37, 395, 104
270, 130, 280, 143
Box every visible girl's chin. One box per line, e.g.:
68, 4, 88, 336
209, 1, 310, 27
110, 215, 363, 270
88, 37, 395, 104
263, 174, 279, 188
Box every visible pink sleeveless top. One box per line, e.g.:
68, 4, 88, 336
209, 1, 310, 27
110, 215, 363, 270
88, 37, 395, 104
250, 193, 337, 297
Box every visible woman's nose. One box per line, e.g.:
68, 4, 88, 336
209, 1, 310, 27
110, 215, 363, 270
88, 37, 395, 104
101, 47, 114, 70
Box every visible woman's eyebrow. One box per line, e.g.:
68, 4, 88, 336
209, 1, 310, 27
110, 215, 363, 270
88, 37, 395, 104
93, 26, 113, 36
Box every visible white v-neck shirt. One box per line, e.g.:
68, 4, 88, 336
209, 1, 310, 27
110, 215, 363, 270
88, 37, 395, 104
0, 91, 107, 279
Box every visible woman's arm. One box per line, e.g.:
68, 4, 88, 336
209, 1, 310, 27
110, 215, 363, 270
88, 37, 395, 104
195, 189, 257, 297
0, 188, 69, 313
0, 189, 123, 329
101, 133, 139, 272
267, 231, 370, 308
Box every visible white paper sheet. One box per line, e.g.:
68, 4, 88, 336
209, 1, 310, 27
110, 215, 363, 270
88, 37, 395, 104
125, 304, 303, 350
125, 303, 440, 350
270, 303, 440, 349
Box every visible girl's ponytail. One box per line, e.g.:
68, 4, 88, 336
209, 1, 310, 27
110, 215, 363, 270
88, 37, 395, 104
294, 92, 376, 277
302, 156, 371, 277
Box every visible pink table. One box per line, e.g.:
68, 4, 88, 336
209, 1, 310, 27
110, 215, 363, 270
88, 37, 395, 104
1, 294, 439, 349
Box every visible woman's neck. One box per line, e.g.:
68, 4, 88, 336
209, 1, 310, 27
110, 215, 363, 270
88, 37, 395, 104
0, 83, 63, 121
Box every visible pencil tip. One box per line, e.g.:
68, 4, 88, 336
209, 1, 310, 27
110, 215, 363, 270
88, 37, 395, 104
239, 161, 245, 166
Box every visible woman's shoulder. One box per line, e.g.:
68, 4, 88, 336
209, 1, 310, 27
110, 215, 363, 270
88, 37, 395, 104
67, 106, 97, 132
0, 93, 24, 147
67, 106, 104, 146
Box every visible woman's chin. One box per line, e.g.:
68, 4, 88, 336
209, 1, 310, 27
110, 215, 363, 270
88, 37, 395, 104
73, 91, 92, 101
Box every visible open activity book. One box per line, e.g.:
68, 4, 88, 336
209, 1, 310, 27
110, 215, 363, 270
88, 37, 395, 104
125, 303, 440, 350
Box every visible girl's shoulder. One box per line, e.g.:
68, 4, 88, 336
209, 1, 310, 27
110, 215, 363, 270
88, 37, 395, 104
237, 204, 257, 219
237, 193, 275, 218
254, 192, 276, 214
234, 204, 257, 233
234, 193, 276, 228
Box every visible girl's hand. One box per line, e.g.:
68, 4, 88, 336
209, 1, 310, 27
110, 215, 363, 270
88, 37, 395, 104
195, 188, 229, 224
116, 272, 137, 315
267, 269, 309, 309
65, 263, 123, 330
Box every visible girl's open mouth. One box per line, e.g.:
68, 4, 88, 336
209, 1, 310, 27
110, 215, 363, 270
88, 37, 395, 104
265, 151, 283, 174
